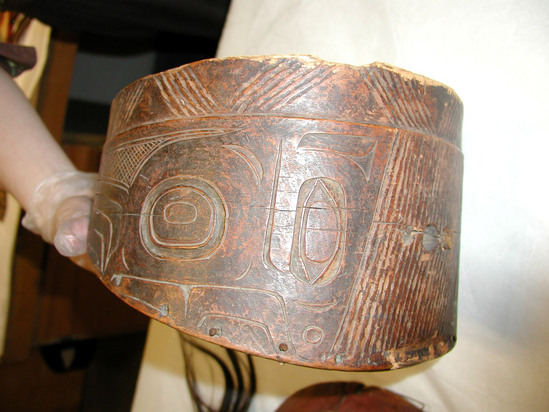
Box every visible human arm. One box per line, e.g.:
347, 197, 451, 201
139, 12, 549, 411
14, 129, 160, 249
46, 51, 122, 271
0, 67, 96, 260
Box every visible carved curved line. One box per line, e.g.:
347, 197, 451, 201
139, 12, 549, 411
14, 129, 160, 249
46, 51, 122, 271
297, 133, 376, 156
106, 128, 239, 151
337, 151, 375, 181
179, 285, 191, 318
302, 325, 325, 346
94, 208, 115, 273
121, 248, 130, 271
233, 261, 254, 281
113, 274, 293, 346
223, 144, 264, 186
92, 229, 105, 273
197, 313, 278, 354
291, 178, 347, 286
104, 129, 239, 187
113, 275, 290, 317
114, 276, 296, 353
189, 285, 293, 352
303, 149, 375, 181
295, 299, 338, 313
298, 133, 377, 181
262, 140, 284, 273
162, 201, 198, 225
299, 180, 341, 283
141, 177, 226, 260
118, 292, 167, 318
197, 313, 269, 332
97, 177, 129, 193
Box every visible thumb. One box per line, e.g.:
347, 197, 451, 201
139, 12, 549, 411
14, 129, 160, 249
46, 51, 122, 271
52, 196, 93, 257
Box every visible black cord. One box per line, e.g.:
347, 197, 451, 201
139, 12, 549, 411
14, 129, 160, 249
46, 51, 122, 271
180, 333, 256, 412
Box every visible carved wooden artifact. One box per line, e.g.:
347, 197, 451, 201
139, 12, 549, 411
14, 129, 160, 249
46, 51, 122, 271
88, 55, 463, 371
275, 381, 422, 411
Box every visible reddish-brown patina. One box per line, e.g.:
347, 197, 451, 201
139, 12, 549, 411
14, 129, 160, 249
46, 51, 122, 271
275, 381, 422, 411
88, 55, 463, 371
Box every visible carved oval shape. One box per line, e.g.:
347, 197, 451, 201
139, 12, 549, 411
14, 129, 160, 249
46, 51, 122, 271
140, 177, 226, 260
305, 201, 339, 263
290, 178, 346, 285
152, 189, 214, 247
163, 201, 198, 225
303, 325, 324, 345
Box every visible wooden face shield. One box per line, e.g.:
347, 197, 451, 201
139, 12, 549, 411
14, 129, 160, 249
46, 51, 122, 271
88, 55, 463, 371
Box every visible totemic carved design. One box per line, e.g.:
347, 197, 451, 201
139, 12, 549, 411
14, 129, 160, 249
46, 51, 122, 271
88, 56, 463, 371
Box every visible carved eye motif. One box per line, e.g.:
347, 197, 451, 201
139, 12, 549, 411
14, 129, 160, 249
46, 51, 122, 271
290, 177, 347, 286
140, 177, 226, 260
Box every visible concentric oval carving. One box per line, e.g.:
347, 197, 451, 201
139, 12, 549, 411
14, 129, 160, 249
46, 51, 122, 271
140, 176, 226, 260
290, 177, 347, 285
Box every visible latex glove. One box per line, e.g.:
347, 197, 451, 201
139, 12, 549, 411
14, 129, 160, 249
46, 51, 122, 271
21, 171, 97, 257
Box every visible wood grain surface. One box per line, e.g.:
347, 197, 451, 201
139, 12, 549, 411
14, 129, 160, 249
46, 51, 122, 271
88, 55, 463, 371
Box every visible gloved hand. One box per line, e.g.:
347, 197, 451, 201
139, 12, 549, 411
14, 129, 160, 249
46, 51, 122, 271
21, 171, 97, 258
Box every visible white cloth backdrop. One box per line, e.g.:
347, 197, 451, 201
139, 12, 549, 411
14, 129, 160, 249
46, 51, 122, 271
132, 1, 549, 410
